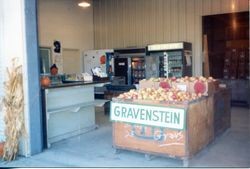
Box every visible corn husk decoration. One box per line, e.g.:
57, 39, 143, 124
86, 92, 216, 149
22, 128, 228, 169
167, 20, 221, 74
2, 58, 25, 161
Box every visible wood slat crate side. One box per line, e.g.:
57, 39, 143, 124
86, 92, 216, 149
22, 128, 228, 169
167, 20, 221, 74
113, 122, 187, 158
187, 95, 214, 156
214, 88, 231, 136
223, 90, 231, 130
112, 96, 215, 159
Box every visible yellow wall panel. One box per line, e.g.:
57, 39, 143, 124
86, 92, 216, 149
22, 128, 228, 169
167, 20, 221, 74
170, 0, 179, 42
238, 0, 249, 11
221, 0, 229, 14
155, 0, 164, 43
211, 0, 221, 14
202, 0, 212, 15
163, 0, 171, 43
93, 0, 249, 75
178, 0, 187, 41
194, 0, 203, 75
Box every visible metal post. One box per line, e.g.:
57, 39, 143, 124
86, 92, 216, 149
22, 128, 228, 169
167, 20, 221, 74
163, 52, 169, 78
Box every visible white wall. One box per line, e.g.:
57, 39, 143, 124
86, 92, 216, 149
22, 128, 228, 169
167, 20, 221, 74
0, 0, 33, 156
38, 0, 94, 72
0, 0, 5, 142
93, 0, 249, 76
0, 0, 26, 142
62, 49, 81, 74
38, 0, 94, 50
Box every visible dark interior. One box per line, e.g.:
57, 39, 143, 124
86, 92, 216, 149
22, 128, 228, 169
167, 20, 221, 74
202, 11, 249, 79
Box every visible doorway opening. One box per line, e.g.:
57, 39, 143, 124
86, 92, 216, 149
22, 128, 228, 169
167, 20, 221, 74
202, 11, 249, 107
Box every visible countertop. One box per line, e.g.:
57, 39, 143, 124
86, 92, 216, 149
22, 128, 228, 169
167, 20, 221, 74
41, 80, 110, 90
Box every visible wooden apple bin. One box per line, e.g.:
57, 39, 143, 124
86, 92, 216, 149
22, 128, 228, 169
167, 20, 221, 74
111, 96, 214, 166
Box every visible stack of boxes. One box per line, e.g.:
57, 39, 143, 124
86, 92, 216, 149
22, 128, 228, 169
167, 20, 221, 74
223, 49, 249, 79
230, 49, 238, 79
246, 49, 250, 79
238, 50, 246, 79
223, 51, 231, 79
139, 77, 218, 96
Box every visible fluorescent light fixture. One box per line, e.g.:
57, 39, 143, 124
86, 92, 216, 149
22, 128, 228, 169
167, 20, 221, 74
78, 1, 91, 8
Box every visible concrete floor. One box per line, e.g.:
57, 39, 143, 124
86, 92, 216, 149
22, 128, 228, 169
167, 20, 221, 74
0, 107, 249, 167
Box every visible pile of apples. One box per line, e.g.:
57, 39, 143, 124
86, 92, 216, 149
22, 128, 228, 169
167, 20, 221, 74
143, 76, 217, 94
117, 87, 202, 102
117, 76, 218, 102
173, 76, 216, 94
145, 76, 215, 83
174, 76, 215, 83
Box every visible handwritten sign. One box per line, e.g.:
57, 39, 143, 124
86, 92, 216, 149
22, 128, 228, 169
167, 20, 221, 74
176, 84, 187, 91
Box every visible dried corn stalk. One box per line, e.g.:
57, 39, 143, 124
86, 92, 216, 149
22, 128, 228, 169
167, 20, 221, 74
2, 58, 25, 161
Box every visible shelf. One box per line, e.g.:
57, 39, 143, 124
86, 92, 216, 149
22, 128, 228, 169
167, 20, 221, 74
132, 69, 145, 71
94, 99, 110, 107
133, 77, 145, 79
47, 101, 96, 114
168, 64, 183, 67
166, 57, 182, 59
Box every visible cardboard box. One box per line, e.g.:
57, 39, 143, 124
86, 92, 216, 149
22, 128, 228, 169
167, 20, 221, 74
139, 80, 161, 89
139, 79, 173, 90
139, 78, 218, 96
188, 81, 218, 96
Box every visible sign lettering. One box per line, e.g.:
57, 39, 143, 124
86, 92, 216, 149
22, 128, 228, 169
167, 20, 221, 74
111, 102, 185, 130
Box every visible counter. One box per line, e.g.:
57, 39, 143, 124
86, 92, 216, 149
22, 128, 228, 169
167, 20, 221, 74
41, 81, 110, 148
42, 80, 109, 89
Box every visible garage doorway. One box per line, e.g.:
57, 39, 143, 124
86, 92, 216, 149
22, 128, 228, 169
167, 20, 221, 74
202, 11, 249, 107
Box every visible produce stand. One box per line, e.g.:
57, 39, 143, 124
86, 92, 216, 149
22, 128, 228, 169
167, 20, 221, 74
110, 95, 214, 166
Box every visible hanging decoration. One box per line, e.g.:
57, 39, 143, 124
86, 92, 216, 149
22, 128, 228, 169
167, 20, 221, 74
100, 55, 106, 64
52, 40, 63, 74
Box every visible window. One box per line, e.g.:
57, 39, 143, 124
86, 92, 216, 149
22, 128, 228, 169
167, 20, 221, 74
40, 47, 52, 74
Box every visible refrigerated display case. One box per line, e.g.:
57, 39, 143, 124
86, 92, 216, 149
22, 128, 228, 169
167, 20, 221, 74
147, 42, 192, 78
131, 57, 146, 84
114, 57, 129, 84
114, 47, 146, 85
83, 49, 114, 75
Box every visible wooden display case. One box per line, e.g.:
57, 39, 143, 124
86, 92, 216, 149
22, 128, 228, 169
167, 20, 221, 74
214, 88, 231, 136
110, 96, 214, 166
